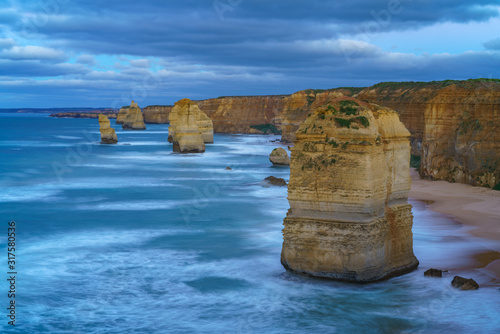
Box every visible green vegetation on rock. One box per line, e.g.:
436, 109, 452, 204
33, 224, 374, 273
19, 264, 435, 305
335, 118, 351, 128
410, 155, 421, 168
339, 100, 359, 115
250, 123, 281, 135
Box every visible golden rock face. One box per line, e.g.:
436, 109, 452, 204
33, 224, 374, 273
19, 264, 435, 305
120, 101, 146, 130
168, 99, 214, 153
98, 114, 118, 144
281, 98, 419, 282
168, 99, 214, 146
356, 82, 500, 188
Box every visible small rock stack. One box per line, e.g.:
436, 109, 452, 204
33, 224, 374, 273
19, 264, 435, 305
98, 114, 118, 144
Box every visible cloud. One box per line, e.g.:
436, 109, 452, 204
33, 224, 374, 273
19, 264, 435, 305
0, 45, 66, 61
0, 0, 499, 107
484, 37, 500, 50
76, 54, 97, 66
129, 59, 150, 68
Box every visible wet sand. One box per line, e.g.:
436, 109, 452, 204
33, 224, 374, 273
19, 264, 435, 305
409, 169, 500, 282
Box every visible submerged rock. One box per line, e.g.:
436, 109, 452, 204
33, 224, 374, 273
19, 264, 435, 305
98, 114, 118, 144
451, 276, 479, 290
262, 176, 287, 187
281, 98, 419, 282
168, 99, 213, 144
169, 99, 207, 153
424, 268, 443, 277
121, 101, 146, 130
269, 147, 290, 166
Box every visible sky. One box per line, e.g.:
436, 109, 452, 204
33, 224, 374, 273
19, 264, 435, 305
0, 0, 499, 108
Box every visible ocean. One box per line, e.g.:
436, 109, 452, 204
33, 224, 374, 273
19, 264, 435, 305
0, 113, 499, 333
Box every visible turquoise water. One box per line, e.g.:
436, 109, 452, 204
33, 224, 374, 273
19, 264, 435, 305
0, 114, 499, 333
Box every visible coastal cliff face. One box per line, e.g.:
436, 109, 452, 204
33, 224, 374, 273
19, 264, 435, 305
143, 105, 172, 124
281, 98, 418, 282
355, 81, 500, 188
196, 95, 287, 134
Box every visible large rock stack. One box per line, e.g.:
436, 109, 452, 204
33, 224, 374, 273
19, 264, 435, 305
115, 106, 129, 125
119, 101, 146, 130
281, 97, 419, 282
98, 114, 118, 144
169, 99, 213, 153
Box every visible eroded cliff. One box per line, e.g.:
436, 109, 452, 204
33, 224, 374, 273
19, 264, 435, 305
281, 98, 418, 282
143, 105, 172, 124
141, 79, 499, 188
355, 81, 500, 188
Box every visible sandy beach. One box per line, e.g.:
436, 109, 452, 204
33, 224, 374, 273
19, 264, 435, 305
409, 168, 500, 282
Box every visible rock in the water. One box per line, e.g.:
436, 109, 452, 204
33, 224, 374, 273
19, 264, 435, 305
169, 99, 207, 153
98, 114, 118, 144
121, 101, 146, 130
269, 147, 290, 166
451, 276, 479, 290
424, 268, 443, 277
168, 99, 213, 144
262, 176, 287, 187
225, 166, 232, 170
115, 106, 129, 125
281, 98, 419, 282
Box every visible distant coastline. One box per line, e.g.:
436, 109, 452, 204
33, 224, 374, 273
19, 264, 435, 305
0, 107, 117, 114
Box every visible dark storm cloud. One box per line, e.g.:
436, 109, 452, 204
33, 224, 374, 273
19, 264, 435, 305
0, 59, 89, 76
2, 0, 500, 107
11, 0, 500, 64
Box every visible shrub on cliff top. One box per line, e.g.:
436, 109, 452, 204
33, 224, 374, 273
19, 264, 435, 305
339, 100, 359, 115
335, 118, 351, 128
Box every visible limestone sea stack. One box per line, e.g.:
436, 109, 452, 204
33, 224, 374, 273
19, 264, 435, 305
98, 114, 118, 144
281, 98, 419, 282
115, 106, 129, 125
269, 147, 290, 166
121, 101, 146, 130
168, 99, 213, 144
169, 99, 208, 153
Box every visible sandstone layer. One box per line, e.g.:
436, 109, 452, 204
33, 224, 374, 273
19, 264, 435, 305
168, 99, 213, 144
98, 114, 118, 144
169, 99, 209, 153
269, 147, 290, 166
120, 101, 146, 130
143, 105, 173, 124
281, 98, 419, 282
